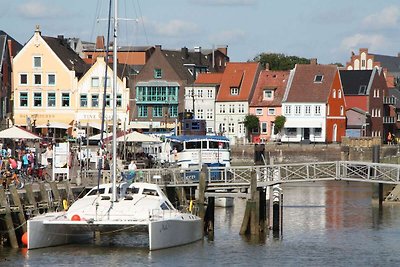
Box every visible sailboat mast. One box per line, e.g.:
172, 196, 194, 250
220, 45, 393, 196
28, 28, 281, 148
111, 0, 118, 202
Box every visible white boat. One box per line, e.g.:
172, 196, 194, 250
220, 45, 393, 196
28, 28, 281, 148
26, 0, 203, 250
27, 182, 202, 250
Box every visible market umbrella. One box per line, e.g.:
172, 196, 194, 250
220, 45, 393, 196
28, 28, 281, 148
0, 126, 42, 140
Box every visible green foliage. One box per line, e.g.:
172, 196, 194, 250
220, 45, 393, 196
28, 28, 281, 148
251, 53, 310, 71
274, 115, 286, 135
243, 114, 260, 131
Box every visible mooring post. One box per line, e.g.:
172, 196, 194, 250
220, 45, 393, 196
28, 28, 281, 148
259, 187, 267, 232
49, 181, 62, 211
0, 186, 18, 248
250, 169, 259, 235
197, 164, 207, 234
372, 145, 383, 209
272, 184, 281, 236
24, 183, 38, 216
204, 196, 215, 240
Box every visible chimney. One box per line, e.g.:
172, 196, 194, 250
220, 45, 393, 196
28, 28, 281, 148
217, 45, 228, 56
96, 36, 105, 50
57, 35, 64, 40
265, 63, 270, 70
155, 45, 162, 50
194, 46, 202, 64
181, 47, 189, 59
310, 58, 318, 65
7, 39, 13, 58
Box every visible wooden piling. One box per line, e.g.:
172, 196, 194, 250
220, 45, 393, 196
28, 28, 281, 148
240, 170, 260, 235
24, 183, 38, 216
0, 186, 18, 248
9, 185, 27, 233
204, 196, 215, 240
49, 181, 62, 211
38, 182, 50, 211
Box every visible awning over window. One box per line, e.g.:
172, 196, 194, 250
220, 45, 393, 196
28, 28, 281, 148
284, 119, 323, 128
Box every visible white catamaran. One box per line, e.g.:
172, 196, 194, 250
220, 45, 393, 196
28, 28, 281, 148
26, 0, 203, 250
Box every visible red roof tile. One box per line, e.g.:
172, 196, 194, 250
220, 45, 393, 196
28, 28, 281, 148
216, 62, 261, 102
285, 64, 338, 103
250, 70, 290, 107
195, 73, 223, 85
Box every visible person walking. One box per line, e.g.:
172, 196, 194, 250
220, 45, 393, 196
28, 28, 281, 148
387, 132, 392, 145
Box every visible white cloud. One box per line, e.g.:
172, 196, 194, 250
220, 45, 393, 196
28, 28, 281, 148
17, 1, 64, 19
339, 33, 387, 53
189, 0, 257, 6
208, 29, 246, 45
142, 18, 199, 38
362, 6, 400, 29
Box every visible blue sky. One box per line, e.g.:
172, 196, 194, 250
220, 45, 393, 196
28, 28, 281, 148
1, 0, 400, 65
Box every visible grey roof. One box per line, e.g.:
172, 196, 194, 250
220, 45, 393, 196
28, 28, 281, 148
339, 70, 373, 95
0, 30, 23, 70
372, 54, 400, 74
43, 36, 89, 77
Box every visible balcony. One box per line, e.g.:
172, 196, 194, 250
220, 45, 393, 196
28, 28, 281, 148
383, 96, 396, 105
383, 116, 396, 124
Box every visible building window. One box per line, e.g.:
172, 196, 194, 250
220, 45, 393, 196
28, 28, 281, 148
102, 77, 111, 87
61, 93, 70, 107
92, 94, 99, 107
33, 92, 42, 107
268, 108, 275, 115
314, 75, 323, 83
230, 87, 239, 95
105, 94, 111, 107
48, 92, 56, 107
91, 77, 99, 87
80, 94, 88, 107
314, 128, 322, 137
315, 105, 321, 115
138, 105, 148, 117
332, 89, 336, 98
206, 109, 213, 119
261, 122, 267, 134
359, 85, 367, 94
256, 108, 263, 115
286, 128, 297, 137
238, 104, 245, 113
285, 105, 291, 115
197, 109, 204, 119
263, 90, 273, 100
33, 56, 41, 68
116, 94, 122, 107
152, 105, 163, 117
47, 74, 56, 85
20, 74, 28, 85
169, 105, 178, 117
305, 105, 311, 115
154, 69, 162, 79
229, 104, 235, 113
338, 90, 342, 98
20, 92, 28, 107
207, 90, 213, 98
228, 123, 235, 133
327, 104, 330, 115
219, 104, 226, 114
295, 105, 301, 115
340, 106, 344, 116
34, 74, 41, 85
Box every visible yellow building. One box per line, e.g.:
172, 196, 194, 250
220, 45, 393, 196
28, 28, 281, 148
12, 26, 88, 140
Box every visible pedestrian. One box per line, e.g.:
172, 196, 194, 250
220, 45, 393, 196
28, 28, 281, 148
387, 132, 392, 145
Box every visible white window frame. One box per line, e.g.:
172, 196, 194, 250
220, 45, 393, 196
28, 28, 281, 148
285, 105, 291, 115
295, 105, 301, 115
47, 73, 56, 86
47, 92, 56, 107
315, 105, 321, 115
268, 108, 275, 115
305, 105, 311, 115
230, 87, 239, 95
33, 92, 42, 107
261, 122, 268, 134
33, 56, 42, 68
263, 89, 273, 100
256, 108, 263, 115
19, 92, 28, 107
33, 73, 42, 85
91, 77, 100, 87
19, 73, 28, 85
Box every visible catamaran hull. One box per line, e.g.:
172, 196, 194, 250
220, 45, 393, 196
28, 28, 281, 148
149, 218, 203, 250
27, 214, 203, 250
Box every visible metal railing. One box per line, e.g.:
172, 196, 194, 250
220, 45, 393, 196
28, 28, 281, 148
79, 161, 400, 188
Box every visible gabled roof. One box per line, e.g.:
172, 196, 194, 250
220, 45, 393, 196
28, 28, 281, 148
194, 73, 223, 85
216, 62, 260, 102
0, 31, 23, 70
339, 70, 373, 95
43, 36, 89, 77
389, 88, 400, 109
250, 70, 290, 107
284, 64, 337, 103
371, 54, 400, 74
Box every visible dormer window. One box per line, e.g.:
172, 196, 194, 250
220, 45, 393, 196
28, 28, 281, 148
263, 89, 273, 100
358, 85, 367, 94
314, 75, 323, 83
154, 68, 162, 79
230, 87, 239, 95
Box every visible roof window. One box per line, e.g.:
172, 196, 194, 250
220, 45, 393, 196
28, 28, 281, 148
358, 85, 367, 94
314, 75, 323, 83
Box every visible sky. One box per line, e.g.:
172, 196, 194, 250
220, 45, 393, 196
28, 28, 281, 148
1, 0, 400, 65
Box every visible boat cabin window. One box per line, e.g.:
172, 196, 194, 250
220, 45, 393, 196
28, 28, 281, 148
170, 141, 183, 152
127, 187, 139, 194
87, 188, 105, 196
160, 202, 170, 210
143, 189, 159, 196
185, 141, 201, 150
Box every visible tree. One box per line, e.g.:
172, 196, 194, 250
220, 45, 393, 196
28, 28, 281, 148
274, 115, 286, 136
250, 53, 310, 70
243, 114, 260, 142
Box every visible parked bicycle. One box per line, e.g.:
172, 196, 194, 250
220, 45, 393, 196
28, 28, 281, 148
0, 169, 24, 189
25, 164, 52, 183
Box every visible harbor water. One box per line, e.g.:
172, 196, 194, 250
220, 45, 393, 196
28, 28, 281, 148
1, 181, 400, 266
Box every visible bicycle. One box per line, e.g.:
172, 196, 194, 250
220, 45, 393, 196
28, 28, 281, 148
0, 169, 25, 189
27, 164, 52, 183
